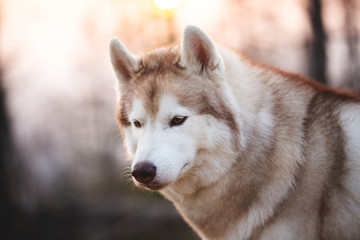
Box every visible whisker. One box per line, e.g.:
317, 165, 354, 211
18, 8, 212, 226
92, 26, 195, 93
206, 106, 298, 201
118, 165, 135, 188
119, 170, 130, 177
119, 169, 131, 180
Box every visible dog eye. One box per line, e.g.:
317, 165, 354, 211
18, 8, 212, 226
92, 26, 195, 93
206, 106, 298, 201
170, 116, 187, 127
133, 120, 142, 128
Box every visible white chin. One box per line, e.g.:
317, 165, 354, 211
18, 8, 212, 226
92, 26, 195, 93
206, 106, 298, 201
134, 180, 171, 191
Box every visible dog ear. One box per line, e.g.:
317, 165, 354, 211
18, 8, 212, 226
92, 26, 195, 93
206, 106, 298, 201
181, 25, 225, 80
109, 38, 139, 93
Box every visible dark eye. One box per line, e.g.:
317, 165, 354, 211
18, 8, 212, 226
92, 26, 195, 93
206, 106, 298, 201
133, 120, 142, 128
170, 116, 187, 127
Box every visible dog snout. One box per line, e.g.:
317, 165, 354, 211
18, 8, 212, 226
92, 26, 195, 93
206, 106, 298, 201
131, 162, 157, 184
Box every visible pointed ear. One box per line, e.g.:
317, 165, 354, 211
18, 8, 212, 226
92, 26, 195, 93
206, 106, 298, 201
181, 26, 225, 80
109, 38, 139, 93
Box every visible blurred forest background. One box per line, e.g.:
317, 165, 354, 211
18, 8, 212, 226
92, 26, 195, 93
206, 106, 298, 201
0, 0, 359, 239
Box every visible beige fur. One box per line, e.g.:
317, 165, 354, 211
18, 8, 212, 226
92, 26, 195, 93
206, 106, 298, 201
110, 26, 360, 240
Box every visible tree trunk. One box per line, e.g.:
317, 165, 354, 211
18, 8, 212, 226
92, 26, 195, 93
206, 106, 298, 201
0, 68, 17, 239
307, 0, 327, 84
0, 0, 18, 237
342, 0, 360, 94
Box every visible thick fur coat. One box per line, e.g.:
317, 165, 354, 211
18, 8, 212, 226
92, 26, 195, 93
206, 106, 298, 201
109, 26, 360, 240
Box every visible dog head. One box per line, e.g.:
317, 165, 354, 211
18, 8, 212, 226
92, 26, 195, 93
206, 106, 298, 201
110, 26, 240, 192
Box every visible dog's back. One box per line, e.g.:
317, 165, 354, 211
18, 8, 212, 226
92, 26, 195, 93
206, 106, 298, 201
242, 66, 360, 239
192, 46, 360, 239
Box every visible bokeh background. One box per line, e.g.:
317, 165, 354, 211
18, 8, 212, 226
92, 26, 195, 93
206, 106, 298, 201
0, 0, 359, 239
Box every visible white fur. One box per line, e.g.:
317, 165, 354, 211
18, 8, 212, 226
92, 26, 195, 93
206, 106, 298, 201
130, 95, 199, 189
340, 104, 360, 199
338, 105, 360, 235
129, 93, 238, 194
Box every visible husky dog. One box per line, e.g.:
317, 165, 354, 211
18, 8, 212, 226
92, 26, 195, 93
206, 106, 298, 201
109, 26, 360, 240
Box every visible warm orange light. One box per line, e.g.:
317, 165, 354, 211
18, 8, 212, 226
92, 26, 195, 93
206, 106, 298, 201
153, 0, 181, 9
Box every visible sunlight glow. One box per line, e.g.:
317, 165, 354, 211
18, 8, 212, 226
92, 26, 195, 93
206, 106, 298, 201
153, 0, 181, 9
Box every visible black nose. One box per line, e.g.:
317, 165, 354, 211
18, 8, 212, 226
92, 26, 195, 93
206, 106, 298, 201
131, 162, 156, 184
